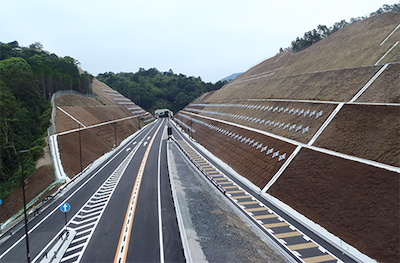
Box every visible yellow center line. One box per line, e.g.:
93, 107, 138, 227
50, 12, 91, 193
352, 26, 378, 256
113, 123, 162, 263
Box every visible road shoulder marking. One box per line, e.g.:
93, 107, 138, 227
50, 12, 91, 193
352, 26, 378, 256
114, 123, 162, 263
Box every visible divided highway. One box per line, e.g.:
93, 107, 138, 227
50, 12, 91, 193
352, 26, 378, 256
1, 117, 359, 263
0, 119, 184, 263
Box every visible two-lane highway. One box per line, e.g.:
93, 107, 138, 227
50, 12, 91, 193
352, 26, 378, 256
0, 118, 184, 263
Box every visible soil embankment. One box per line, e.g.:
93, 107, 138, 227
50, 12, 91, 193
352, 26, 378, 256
1, 78, 153, 225
177, 13, 400, 262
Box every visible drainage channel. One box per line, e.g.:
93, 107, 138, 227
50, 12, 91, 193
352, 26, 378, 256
174, 137, 341, 263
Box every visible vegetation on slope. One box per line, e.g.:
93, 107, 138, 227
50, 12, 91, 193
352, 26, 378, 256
284, 3, 399, 53
97, 68, 227, 114
0, 41, 93, 199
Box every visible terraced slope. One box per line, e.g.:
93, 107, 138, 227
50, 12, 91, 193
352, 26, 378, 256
176, 12, 400, 263
54, 79, 154, 177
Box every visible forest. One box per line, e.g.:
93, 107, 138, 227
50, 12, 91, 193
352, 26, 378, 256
0, 41, 93, 199
97, 68, 227, 114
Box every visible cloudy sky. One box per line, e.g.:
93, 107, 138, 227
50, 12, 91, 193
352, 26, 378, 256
1, 0, 397, 82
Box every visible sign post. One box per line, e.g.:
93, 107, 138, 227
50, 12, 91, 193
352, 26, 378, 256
60, 203, 71, 232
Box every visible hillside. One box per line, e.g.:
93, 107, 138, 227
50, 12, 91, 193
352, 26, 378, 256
219, 72, 242, 82
54, 79, 154, 177
0, 77, 154, 224
176, 12, 400, 263
97, 68, 226, 114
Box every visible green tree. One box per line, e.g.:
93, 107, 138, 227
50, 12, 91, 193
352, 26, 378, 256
0, 42, 90, 199
98, 68, 225, 114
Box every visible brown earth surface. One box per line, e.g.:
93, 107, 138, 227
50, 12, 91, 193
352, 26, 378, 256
58, 117, 139, 177
53, 82, 149, 178
314, 104, 400, 167
185, 101, 337, 144
206, 66, 380, 102
54, 91, 143, 177
179, 13, 400, 262
267, 148, 399, 263
357, 63, 400, 103
177, 113, 297, 188
54, 94, 103, 107
236, 12, 400, 81
206, 13, 400, 104
90, 78, 123, 105
0, 166, 58, 223
55, 106, 137, 133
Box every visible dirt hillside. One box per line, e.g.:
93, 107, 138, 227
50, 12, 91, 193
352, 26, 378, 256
177, 13, 400, 263
0, 78, 154, 225
55, 79, 154, 177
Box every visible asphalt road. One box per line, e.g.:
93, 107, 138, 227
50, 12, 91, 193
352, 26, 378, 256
0, 118, 184, 263
1, 116, 359, 263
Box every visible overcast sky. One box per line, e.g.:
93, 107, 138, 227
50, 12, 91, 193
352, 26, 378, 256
1, 0, 397, 82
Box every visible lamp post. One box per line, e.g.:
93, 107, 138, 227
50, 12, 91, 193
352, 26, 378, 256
20, 149, 31, 263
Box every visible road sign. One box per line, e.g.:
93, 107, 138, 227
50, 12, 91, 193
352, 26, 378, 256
0, 199, 2, 205
60, 203, 71, 213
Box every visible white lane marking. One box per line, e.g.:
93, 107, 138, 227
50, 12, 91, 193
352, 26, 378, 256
68, 143, 140, 263
1, 123, 155, 261
114, 122, 163, 263
32, 142, 141, 263
166, 132, 194, 263
158, 123, 165, 263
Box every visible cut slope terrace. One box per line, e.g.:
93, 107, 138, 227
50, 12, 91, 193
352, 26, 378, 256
0, 78, 154, 229
176, 12, 400, 263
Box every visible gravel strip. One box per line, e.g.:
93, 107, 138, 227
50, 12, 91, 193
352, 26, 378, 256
168, 141, 291, 263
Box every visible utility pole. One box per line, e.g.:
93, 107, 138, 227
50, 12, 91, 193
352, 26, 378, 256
114, 121, 117, 147
190, 119, 193, 138
78, 124, 82, 173
20, 149, 31, 263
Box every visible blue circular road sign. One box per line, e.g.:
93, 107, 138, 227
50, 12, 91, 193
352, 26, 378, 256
60, 202, 71, 213
0, 199, 2, 205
